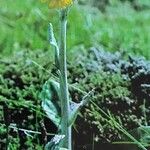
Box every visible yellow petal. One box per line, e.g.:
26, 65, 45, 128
41, 0, 73, 9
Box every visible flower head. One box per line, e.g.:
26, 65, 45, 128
41, 0, 73, 9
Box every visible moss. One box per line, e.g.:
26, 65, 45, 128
0, 47, 150, 149
0, 50, 53, 149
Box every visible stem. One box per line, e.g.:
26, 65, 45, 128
59, 9, 71, 149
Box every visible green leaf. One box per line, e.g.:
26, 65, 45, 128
40, 79, 61, 127
68, 90, 93, 126
40, 79, 92, 128
48, 23, 59, 67
45, 134, 65, 150
68, 101, 81, 126
48, 23, 58, 48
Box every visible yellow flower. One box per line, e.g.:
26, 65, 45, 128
41, 0, 73, 8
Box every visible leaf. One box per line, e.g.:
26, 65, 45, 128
40, 79, 92, 128
48, 23, 59, 67
48, 23, 58, 47
68, 101, 81, 126
68, 90, 93, 126
59, 148, 68, 150
40, 79, 61, 127
40, 79, 81, 127
45, 134, 65, 150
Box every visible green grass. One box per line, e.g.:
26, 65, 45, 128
0, 0, 149, 58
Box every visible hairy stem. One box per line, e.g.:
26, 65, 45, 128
59, 9, 71, 149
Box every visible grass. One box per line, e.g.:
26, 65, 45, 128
0, 0, 150, 59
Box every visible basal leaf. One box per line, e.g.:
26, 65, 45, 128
40, 79, 61, 127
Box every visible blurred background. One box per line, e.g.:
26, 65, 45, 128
0, 0, 150, 58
